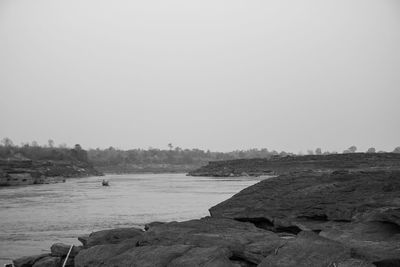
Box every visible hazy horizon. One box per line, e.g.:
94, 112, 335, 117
1, 0, 399, 153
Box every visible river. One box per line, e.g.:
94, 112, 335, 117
0, 173, 266, 264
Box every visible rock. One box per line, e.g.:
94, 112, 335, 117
75, 238, 140, 267
144, 221, 166, 231
0, 154, 103, 187
101, 245, 193, 267
13, 254, 49, 267
60, 256, 74, 267
32, 256, 61, 267
373, 258, 400, 267
210, 170, 400, 263
210, 170, 400, 225
86, 227, 144, 247
50, 243, 81, 257
258, 231, 366, 267
75, 217, 285, 267
319, 221, 400, 262
78, 235, 89, 247
139, 217, 284, 265
168, 246, 234, 267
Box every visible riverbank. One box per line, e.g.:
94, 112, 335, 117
94, 163, 201, 175
12, 168, 400, 266
0, 158, 102, 186
188, 152, 400, 177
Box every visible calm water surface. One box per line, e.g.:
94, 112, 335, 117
0, 173, 266, 264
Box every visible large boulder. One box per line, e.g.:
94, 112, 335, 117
210, 170, 400, 263
31, 256, 61, 267
50, 243, 81, 257
85, 227, 144, 247
75, 238, 140, 267
13, 254, 49, 267
75, 218, 286, 267
139, 217, 285, 265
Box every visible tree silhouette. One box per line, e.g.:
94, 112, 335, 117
366, 147, 376, 153
1, 137, 14, 147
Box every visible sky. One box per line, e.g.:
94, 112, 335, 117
1, 0, 399, 153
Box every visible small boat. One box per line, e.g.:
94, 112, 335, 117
102, 180, 109, 186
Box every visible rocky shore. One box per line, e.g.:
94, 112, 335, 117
12, 165, 400, 266
0, 157, 102, 186
188, 153, 400, 177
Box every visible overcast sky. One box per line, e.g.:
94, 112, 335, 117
1, 0, 399, 153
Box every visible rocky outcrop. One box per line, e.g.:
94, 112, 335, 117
82, 227, 144, 248
0, 158, 102, 186
16, 217, 375, 267
210, 170, 400, 264
188, 153, 400, 177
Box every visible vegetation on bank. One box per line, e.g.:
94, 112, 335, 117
1, 138, 400, 173
0, 138, 89, 163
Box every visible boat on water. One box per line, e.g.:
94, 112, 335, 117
102, 179, 109, 186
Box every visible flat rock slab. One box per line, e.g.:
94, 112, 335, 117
210, 170, 400, 224
258, 231, 372, 267
209, 170, 400, 262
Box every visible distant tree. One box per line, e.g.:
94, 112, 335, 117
315, 148, 322, 155
48, 139, 55, 148
74, 144, 82, 150
280, 151, 288, 157
307, 150, 314, 155
72, 144, 88, 162
393, 147, 400, 153
1, 137, 14, 147
168, 143, 173, 150
349, 146, 357, 153
58, 143, 67, 148
366, 147, 376, 153
271, 150, 279, 156
344, 146, 357, 153
31, 141, 39, 147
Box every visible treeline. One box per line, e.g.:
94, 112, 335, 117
87, 147, 288, 167
0, 138, 88, 163
2, 138, 400, 171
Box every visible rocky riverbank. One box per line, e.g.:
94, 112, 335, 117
188, 153, 400, 177
12, 168, 400, 267
0, 157, 102, 186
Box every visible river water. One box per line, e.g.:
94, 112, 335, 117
0, 173, 266, 264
